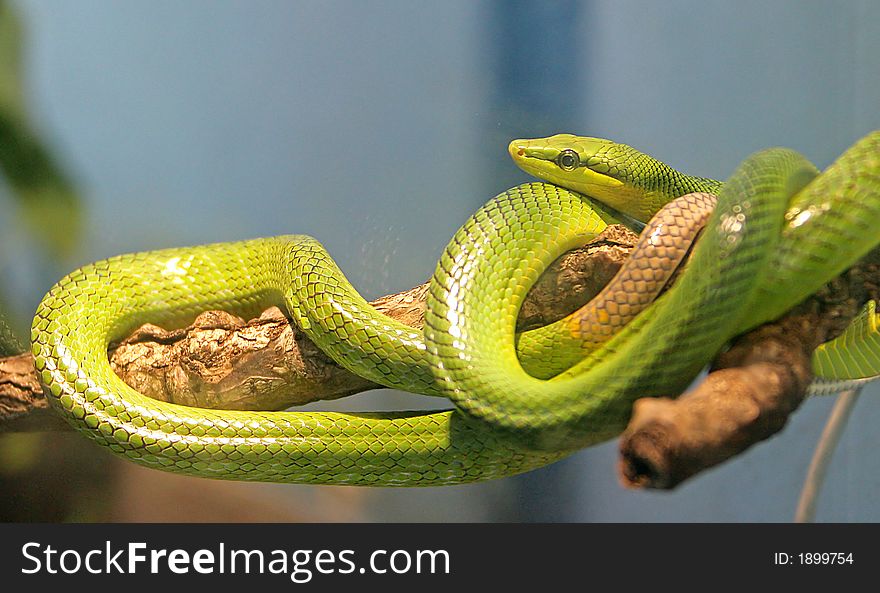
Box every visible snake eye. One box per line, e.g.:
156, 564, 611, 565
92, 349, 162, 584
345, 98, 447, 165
556, 149, 580, 171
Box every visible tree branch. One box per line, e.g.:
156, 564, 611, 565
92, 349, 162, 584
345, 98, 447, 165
619, 246, 880, 489
2, 228, 878, 492
0, 225, 636, 430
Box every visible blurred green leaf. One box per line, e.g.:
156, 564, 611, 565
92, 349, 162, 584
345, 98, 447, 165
0, 111, 82, 256
0, 0, 25, 117
0, 433, 41, 473
0, 0, 82, 258
0, 0, 84, 352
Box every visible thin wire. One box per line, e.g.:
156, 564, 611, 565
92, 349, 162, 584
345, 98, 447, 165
794, 387, 863, 523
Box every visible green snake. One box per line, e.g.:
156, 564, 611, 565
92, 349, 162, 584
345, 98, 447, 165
32, 131, 880, 485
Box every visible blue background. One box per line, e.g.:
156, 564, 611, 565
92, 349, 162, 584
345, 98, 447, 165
3, 0, 878, 521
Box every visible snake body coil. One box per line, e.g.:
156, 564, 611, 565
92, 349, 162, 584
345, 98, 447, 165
32, 132, 880, 485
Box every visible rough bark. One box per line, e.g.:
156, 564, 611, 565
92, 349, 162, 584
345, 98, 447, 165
0, 225, 635, 428
2, 226, 878, 491
619, 247, 880, 489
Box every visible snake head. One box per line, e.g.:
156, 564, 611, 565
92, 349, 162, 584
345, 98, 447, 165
509, 134, 675, 221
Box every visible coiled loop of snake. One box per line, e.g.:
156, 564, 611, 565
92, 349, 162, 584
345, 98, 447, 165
31, 131, 880, 485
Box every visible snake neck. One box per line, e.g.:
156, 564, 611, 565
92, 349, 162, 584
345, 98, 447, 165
648, 168, 723, 219
588, 144, 722, 222
643, 165, 722, 201
614, 157, 723, 221
573, 157, 723, 222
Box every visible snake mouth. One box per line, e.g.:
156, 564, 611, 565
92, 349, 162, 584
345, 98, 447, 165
509, 140, 526, 159
508, 139, 563, 165
508, 137, 624, 191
